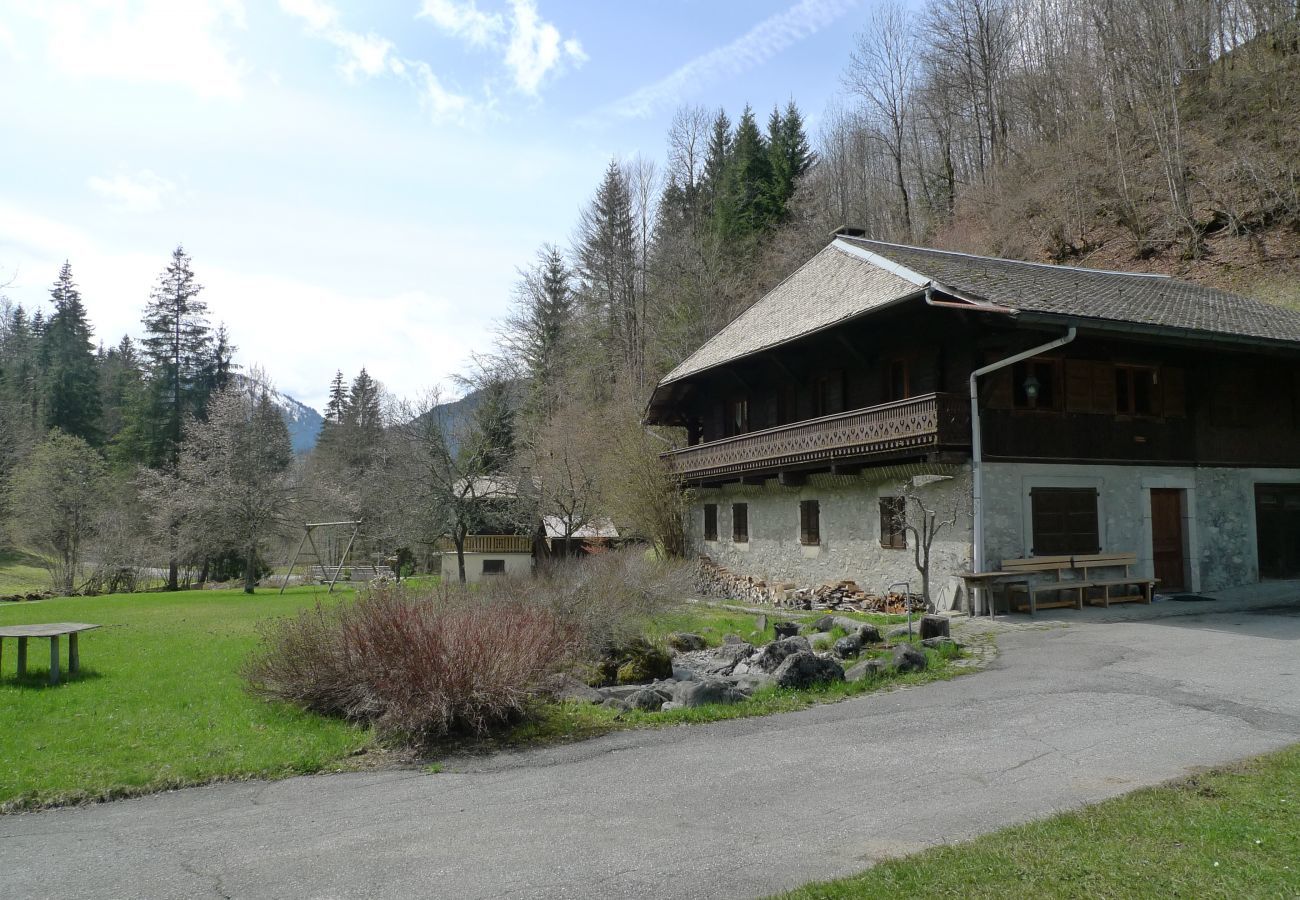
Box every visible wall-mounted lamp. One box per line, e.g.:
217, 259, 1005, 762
1023, 373, 1041, 401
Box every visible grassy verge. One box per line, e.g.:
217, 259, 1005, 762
0, 586, 373, 812
776, 744, 1300, 899
643, 601, 905, 648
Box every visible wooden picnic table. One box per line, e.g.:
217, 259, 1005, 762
0, 623, 100, 686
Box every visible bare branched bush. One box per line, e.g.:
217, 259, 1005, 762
245, 584, 579, 741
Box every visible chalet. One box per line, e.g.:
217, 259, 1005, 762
645, 232, 1300, 607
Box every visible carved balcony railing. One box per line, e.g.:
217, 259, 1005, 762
434, 534, 532, 553
661, 392, 971, 480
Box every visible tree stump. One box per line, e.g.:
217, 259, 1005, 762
919, 615, 950, 641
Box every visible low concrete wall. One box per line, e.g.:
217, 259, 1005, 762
687, 466, 973, 602
981, 462, 1300, 592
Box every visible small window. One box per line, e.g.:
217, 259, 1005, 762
885, 359, 910, 402
1012, 359, 1060, 410
879, 497, 907, 549
1030, 487, 1099, 556
732, 503, 749, 543
1115, 366, 1158, 416
799, 500, 820, 545
482, 559, 506, 575
703, 504, 718, 542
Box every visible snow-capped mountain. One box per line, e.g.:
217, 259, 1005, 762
233, 375, 323, 454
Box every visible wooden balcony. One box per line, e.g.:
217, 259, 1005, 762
662, 392, 970, 481
435, 534, 532, 553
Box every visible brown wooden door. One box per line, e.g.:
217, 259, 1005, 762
1151, 489, 1186, 591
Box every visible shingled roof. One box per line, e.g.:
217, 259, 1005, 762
658, 237, 1300, 386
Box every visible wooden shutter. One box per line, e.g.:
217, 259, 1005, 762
1065, 360, 1094, 412
732, 503, 748, 543
1164, 366, 1185, 416
1030, 487, 1100, 555
703, 504, 718, 542
799, 500, 820, 545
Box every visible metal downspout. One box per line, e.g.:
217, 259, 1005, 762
968, 325, 1077, 588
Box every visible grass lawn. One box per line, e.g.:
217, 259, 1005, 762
0, 586, 372, 812
0, 549, 54, 595
777, 744, 1300, 899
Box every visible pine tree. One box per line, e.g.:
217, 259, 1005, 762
713, 105, 776, 243
699, 108, 733, 220
468, 377, 515, 474
138, 245, 213, 469
98, 335, 145, 446
343, 367, 384, 472
325, 370, 348, 424
42, 262, 102, 443
767, 100, 814, 222
501, 245, 575, 430
575, 160, 642, 386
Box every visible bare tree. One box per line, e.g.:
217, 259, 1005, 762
887, 475, 970, 608
6, 430, 106, 594
844, 1, 921, 236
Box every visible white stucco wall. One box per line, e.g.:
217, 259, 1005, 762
438, 551, 533, 584
981, 462, 1300, 592
688, 466, 973, 602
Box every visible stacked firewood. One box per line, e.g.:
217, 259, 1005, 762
695, 557, 922, 613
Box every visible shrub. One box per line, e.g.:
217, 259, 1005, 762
245, 583, 578, 741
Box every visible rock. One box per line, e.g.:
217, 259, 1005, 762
922, 636, 960, 651
754, 614, 767, 633
856, 624, 883, 644
626, 688, 668, 711
600, 697, 630, 711
833, 633, 864, 658
890, 643, 928, 673
772, 621, 800, 639
667, 632, 708, 652
614, 642, 673, 684
722, 633, 746, 644
661, 701, 683, 712
886, 625, 913, 640
732, 673, 775, 694
544, 674, 605, 704
597, 685, 648, 701
750, 636, 813, 673
772, 651, 845, 689
919, 615, 951, 641
845, 658, 889, 681
831, 616, 867, 632
671, 664, 697, 682
812, 615, 837, 632
713, 642, 755, 664
672, 678, 748, 708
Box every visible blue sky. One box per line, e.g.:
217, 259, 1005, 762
0, 0, 870, 409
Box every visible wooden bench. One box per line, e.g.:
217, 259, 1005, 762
1000, 556, 1090, 616
1072, 553, 1156, 607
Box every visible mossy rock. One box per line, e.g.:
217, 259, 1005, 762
615, 644, 673, 684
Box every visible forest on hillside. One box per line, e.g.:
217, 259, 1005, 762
2, 0, 1297, 595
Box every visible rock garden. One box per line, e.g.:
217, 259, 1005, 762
552, 611, 963, 714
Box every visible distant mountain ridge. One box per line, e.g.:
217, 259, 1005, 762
233, 374, 324, 454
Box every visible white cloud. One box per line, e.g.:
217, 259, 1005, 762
30, 0, 248, 100
87, 169, 178, 213
600, 0, 861, 120
279, 0, 470, 121
419, 0, 584, 96
418, 0, 503, 47
503, 0, 584, 95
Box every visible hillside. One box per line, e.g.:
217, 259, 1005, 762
233, 374, 324, 454
932, 25, 1300, 307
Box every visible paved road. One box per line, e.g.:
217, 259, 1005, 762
3, 606, 1299, 900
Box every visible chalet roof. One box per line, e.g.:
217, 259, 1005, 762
658, 237, 1300, 388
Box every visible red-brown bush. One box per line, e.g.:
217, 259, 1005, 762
245, 583, 578, 740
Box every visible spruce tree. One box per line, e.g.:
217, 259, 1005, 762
138, 245, 213, 469
699, 108, 733, 220
325, 370, 348, 424
767, 100, 814, 222
42, 262, 102, 444
343, 368, 384, 472
713, 105, 776, 243
469, 378, 515, 474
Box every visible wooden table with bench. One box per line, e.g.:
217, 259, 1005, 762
991, 553, 1157, 616
0, 623, 100, 686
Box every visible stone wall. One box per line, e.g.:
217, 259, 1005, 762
686, 465, 973, 605
981, 461, 1300, 592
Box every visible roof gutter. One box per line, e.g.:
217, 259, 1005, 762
968, 326, 1077, 599
1013, 311, 1300, 354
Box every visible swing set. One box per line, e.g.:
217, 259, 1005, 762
279, 520, 366, 594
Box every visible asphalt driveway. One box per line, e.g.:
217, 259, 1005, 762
3, 605, 1299, 899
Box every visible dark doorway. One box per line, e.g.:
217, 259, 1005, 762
1150, 488, 1187, 591
1255, 484, 1300, 579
